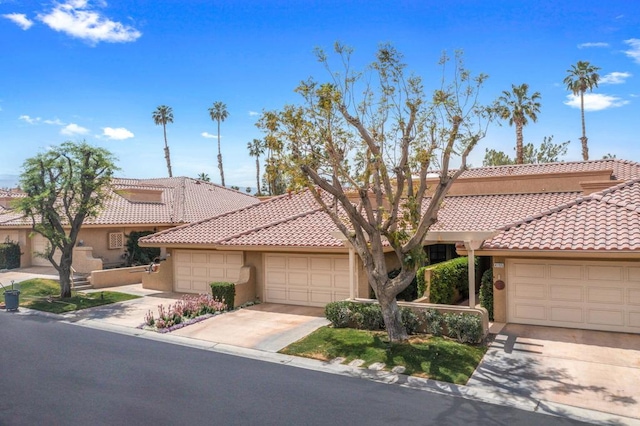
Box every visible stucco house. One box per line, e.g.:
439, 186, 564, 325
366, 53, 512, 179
139, 159, 640, 334
0, 177, 259, 272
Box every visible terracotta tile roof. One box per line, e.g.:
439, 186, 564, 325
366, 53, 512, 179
483, 178, 640, 251
0, 177, 259, 227
457, 159, 640, 180
141, 189, 330, 246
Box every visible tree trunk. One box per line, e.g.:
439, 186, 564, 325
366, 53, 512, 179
255, 158, 261, 196
163, 124, 172, 177
377, 291, 408, 342
580, 91, 589, 160
217, 121, 225, 186
515, 121, 524, 164
58, 252, 73, 298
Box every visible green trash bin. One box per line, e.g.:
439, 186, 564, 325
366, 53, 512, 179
4, 289, 20, 311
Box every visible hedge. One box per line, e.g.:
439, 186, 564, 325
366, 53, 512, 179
0, 241, 20, 269
420, 257, 475, 304
210, 282, 235, 310
479, 268, 494, 321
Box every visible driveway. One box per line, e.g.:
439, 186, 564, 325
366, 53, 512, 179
468, 324, 640, 420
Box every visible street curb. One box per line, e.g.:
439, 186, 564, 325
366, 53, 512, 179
11, 307, 640, 426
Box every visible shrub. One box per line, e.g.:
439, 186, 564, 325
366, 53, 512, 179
325, 301, 352, 328
400, 307, 420, 335
443, 312, 483, 344
416, 266, 429, 297
359, 303, 385, 330
422, 308, 444, 336
210, 282, 235, 310
0, 240, 21, 269
479, 268, 494, 321
427, 257, 474, 304
144, 294, 226, 331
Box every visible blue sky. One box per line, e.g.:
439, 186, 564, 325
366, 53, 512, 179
1, 0, 639, 189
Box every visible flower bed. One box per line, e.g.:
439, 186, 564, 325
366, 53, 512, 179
141, 294, 226, 333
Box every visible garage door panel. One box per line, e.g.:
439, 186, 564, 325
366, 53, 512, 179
587, 309, 624, 327
550, 306, 583, 323
587, 287, 623, 304
192, 266, 209, 277
515, 283, 546, 300
226, 253, 243, 265
264, 253, 350, 306
191, 252, 209, 263
587, 265, 622, 281
508, 259, 640, 334
629, 289, 640, 305
207, 267, 226, 279
549, 264, 582, 280
550, 285, 583, 302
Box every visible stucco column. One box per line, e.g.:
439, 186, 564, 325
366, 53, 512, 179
349, 247, 355, 299
467, 247, 475, 308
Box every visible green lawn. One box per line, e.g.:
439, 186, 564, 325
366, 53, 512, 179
280, 327, 486, 384
2, 278, 140, 314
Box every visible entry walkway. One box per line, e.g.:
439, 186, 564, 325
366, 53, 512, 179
468, 324, 640, 420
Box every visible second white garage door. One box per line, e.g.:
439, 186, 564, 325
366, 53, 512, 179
508, 258, 640, 333
174, 250, 243, 293
265, 253, 350, 307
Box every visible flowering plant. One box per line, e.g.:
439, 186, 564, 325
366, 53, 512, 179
142, 294, 226, 332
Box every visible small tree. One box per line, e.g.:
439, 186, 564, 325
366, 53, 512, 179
15, 141, 118, 297
483, 135, 569, 166
263, 44, 494, 341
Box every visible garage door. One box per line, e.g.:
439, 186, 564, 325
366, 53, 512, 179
174, 250, 243, 293
32, 234, 61, 266
507, 259, 640, 333
264, 253, 350, 307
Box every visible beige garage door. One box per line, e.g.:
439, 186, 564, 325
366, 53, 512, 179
32, 234, 61, 267
174, 250, 243, 293
264, 253, 350, 307
507, 259, 640, 333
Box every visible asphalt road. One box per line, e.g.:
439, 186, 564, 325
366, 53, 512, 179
0, 313, 588, 426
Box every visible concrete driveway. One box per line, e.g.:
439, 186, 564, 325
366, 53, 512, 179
468, 324, 640, 420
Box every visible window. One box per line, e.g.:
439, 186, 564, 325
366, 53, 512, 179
108, 232, 124, 249
428, 244, 448, 265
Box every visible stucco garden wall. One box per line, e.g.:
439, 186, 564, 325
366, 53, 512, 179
91, 265, 148, 288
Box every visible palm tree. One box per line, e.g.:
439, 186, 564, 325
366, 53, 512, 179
152, 105, 174, 177
564, 61, 600, 161
197, 172, 210, 182
496, 84, 541, 164
247, 138, 265, 195
208, 101, 229, 186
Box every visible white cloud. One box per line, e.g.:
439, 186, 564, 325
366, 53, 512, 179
102, 126, 133, 140
577, 42, 609, 49
43, 118, 65, 125
248, 111, 260, 117
3, 13, 34, 30
19, 115, 40, 124
37, 0, 141, 45
61, 123, 89, 135
201, 132, 218, 139
600, 71, 632, 84
624, 38, 640, 64
564, 93, 629, 111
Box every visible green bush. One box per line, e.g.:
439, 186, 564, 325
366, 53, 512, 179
360, 303, 385, 330
400, 307, 420, 335
479, 268, 494, 321
416, 265, 429, 297
427, 257, 473, 304
422, 308, 444, 336
325, 301, 352, 328
0, 241, 21, 269
210, 282, 235, 310
443, 312, 483, 344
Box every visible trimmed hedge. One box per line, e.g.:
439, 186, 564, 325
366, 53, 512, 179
422, 257, 475, 304
0, 241, 20, 269
479, 268, 494, 321
324, 301, 484, 343
210, 282, 235, 310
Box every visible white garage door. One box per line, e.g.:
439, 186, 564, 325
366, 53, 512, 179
508, 259, 640, 333
174, 250, 243, 293
32, 234, 61, 266
264, 253, 350, 307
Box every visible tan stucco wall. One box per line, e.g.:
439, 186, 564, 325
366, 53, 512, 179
91, 265, 148, 288
244, 251, 264, 301
142, 254, 174, 292
72, 246, 103, 273
492, 256, 507, 322
75, 226, 167, 267
234, 266, 256, 307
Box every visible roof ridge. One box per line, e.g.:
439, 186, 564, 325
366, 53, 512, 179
216, 207, 325, 244
592, 177, 640, 212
